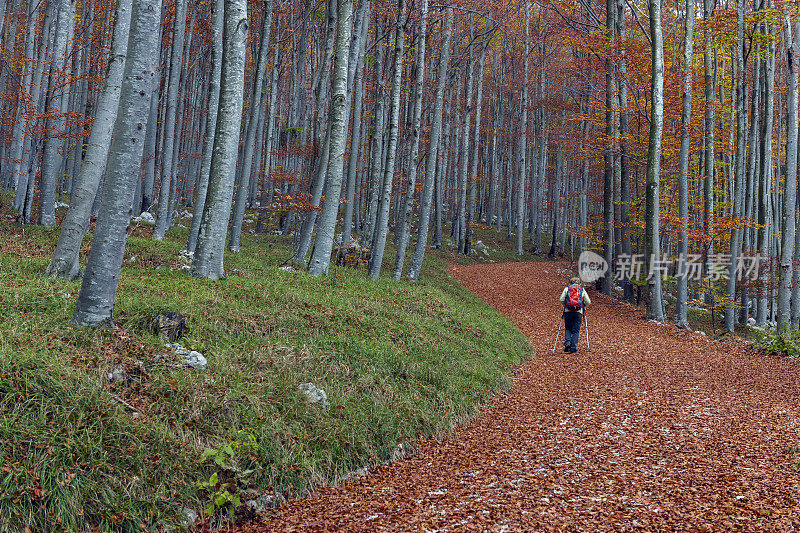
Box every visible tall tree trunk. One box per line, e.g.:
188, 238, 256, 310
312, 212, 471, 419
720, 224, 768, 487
342, 0, 370, 246
190, 0, 248, 279
757, 9, 775, 328
308, 0, 355, 275
456, 22, 475, 255
367, 0, 406, 280
16, 0, 57, 220
725, 0, 748, 333
413, 7, 453, 271
515, 2, 530, 256
140, 73, 161, 213
465, 33, 488, 257
228, 0, 274, 252
645, 0, 665, 321
187, 0, 224, 252
601, 0, 616, 294
360, 28, 385, 248
153, 0, 188, 240
742, 53, 761, 324
675, 0, 694, 329
778, 16, 799, 333
5, 0, 36, 194
617, 0, 634, 303
46, 0, 133, 279
72, 0, 162, 326
393, 0, 428, 280
703, 0, 716, 286
39, 0, 74, 227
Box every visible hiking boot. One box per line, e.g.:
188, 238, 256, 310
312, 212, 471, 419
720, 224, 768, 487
570, 347, 578, 353
563, 345, 570, 353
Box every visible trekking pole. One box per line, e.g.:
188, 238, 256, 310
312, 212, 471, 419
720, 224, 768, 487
551, 314, 564, 354
583, 311, 590, 353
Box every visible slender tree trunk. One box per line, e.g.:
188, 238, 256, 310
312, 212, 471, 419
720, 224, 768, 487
255, 47, 281, 234
140, 74, 160, 213
757, 10, 775, 328
38, 0, 74, 227
367, 0, 406, 280
228, 0, 274, 252
73, 0, 162, 326
153, 0, 188, 240
456, 22, 475, 255
360, 31, 385, 248
516, 2, 530, 256
342, 0, 370, 245
393, 0, 428, 280
703, 0, 716, 286
191, 0, 248, 279
6, 0, 36, 194
465, 33, 488, 257
46, 0, 133, 279
187, 0, 224, 252
778, 17, 799, 333
645, 0, 665, 321
601, 0, 616, 294
724, 0, 748, 333
16, 0, 57, 220
308, 0, 355, 275
675, 0, 694, 329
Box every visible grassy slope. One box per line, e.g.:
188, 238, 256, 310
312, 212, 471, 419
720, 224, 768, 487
0, 203, 532, 530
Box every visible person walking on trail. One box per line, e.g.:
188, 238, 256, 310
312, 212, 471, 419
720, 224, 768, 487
559, 277, 590, 353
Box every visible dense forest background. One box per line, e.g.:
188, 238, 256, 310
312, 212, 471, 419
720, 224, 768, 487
0, 0, 798, 331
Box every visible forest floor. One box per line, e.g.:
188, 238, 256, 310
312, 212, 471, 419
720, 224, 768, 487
244, 261, 800, 531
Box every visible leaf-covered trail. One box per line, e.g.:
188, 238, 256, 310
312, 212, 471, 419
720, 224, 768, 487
251, 261, 800, 530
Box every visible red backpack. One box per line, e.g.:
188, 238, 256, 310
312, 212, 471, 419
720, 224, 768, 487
565, 284, 583, 311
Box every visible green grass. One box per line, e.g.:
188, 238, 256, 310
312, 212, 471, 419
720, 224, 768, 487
0, 202, 533, 530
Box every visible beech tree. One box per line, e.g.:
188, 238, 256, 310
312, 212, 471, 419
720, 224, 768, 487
73, 0, 162, 326
46, 0, 133, 280
190, 0, 248, 280
0, 0, 795, 334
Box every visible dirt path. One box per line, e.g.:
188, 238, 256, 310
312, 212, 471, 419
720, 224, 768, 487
249, 261, 800, 531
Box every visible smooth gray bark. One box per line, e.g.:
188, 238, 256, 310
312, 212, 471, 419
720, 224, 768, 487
392, 0, 428, 280
367, 0, 406, 280
516, 2, 530, 255
725, 0, 748, 333
72, 0, 162, 327
674, 0, 694, 329
408, 6, 452, 280
187, 0, 224, 253
757, 10, 775, 327
140, 76, 160, 213
46, 0, 133, 279
39, 0, 74, 227
779, 18, 800, 332
645, 0, 665, 321
228, 0, 274, 252
341, 3, 370, 245
153, 0, 188, 240
190, 0, 248, 280
308, 0, 355, 275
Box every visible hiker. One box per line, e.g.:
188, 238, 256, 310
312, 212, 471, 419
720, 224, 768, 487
559, 277, 590, 353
